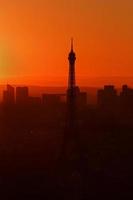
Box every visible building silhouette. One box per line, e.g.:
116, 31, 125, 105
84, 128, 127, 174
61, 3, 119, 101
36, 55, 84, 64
67, 39, 78, 129
28, 96, 41, 106
3, 84, 15, 105
42, 94, 62, 107
62, 39, 82, 162
16, 87, 29, 105
68, 38, 76, 92
119, 85, 133, 110
97, 85, 118, 109
77, 90, 87, 108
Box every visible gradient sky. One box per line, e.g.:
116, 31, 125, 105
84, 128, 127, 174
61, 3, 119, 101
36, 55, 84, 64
0, 0, 133, 86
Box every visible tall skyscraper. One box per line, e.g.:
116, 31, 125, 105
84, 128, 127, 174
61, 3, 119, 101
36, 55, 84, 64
16, 87, 29, 105
42, 94, 61, 106
97, 85, 118, 109
3, 84, 15, 105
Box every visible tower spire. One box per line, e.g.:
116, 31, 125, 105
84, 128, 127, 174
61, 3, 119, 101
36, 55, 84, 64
71, 38, 73, 51
68, 38, 76, 89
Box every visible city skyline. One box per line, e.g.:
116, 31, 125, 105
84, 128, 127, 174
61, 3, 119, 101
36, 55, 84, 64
0, 0, 133, 86
1, 2, 133, 199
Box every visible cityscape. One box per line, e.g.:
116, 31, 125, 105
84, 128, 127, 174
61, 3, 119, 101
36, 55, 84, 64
1, 0, 133, 199
2, 82, 133, 111
0, 40, 133, 199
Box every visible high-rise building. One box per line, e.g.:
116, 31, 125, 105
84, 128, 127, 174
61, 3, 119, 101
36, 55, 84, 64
97, 85, 118, 108
119, 85, 133, 109
3, 84, 15, 105
42, 94, 61, 106
77, 92, 87, 108
28, 96, 42, 106
16, 87, 29, 105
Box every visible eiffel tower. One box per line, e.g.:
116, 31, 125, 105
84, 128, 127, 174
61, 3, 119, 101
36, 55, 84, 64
63, 39, 81, 161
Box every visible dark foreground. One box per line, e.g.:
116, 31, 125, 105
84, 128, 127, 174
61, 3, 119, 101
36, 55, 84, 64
0, 104, 133, 199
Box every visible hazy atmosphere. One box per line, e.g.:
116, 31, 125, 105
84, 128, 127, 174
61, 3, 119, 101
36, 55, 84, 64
0, 0, 133, 86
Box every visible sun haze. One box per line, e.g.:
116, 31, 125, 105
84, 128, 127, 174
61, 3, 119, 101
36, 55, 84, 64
0, 0, 133, 86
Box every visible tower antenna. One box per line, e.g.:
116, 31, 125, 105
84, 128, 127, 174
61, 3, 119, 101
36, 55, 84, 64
71, 38, 73, 51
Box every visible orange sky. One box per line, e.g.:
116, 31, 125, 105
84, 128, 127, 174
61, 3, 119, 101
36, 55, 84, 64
0, 0, 133, 86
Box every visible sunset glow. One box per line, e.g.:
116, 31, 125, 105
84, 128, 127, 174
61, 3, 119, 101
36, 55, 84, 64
0, 0, 133, 86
